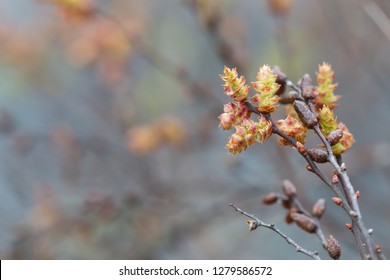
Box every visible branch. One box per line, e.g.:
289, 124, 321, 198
229, 203, 321, 260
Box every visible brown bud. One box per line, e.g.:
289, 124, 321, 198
326, 129, 343, 146
272, 65, 287, 85
355, 191, 360, 199
282, 179, 297, 198
376, 245, 382, 254
345, 223, 353, 230
312, 198, 326, 219
279, 91, 299, 104
296, 142, 307, 155
285, 207, 298, 224
331, 174, 339, 185
281, 199, 292, 209
332, 197, 343, 206
308, 148, 328, 163
294, 100, 318, 128
262, 192, 278, 205
300, 74, 315, 100
291, 213, 317, 233
326, 235, 341, 260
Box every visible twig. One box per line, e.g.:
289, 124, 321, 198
362, 0, 390, 44
229, 203, 321, 260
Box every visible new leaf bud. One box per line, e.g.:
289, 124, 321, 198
279, 91, 299, 104
282, 179, 297, 198
291, 213, 317, 233
326, 129, 343, 146
308, 148, 328, 163
293, 100, 318, 128
332, 197, 343, 206
300, 74, 315, 100
312, 198, 326, 219
326, 235, 341, 260
262, 192, 278, 205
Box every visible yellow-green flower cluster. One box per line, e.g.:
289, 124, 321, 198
315, 63, 340, 109
251, 65, 280, 114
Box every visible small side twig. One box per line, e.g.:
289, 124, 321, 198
229, 203, 321, 260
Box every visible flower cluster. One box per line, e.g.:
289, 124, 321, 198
315, 62, 341, 109
251, 65, 280, 114
218, 63, 355, 156
218, 66, 276, 154
318, 105, 355, 155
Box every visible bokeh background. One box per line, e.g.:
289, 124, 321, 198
0, 0, 390, 259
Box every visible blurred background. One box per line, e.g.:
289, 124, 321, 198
0, 0, 390, 259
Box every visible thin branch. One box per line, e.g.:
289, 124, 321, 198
229, 203, 321, 260
362, 0, 390, 44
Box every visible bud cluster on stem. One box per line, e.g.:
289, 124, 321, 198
222, 63, 383, 260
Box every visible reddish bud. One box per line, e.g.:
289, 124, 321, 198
308, 148, 328, 163
306, 164, 313, 172
332, 197, 343, 206
356, 191, 360, 199
326, 129, 343, 146
285, 207, 298, 224
291, 213, 317, 233
345, 223, 353, 230
326, 235, 341, 260
312, 198, 326, 219
331, 174, 339, 185
262, 192, 278, 205
293, 100, 318, 128
296, 142, 307, 155
281, 199, 292, 209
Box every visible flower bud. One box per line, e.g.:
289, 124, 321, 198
272, 65, 288, 85
281, 199, 291, 209
312, 198, 326, 219
296, 142, 307, 155
326, 235, 341, 260
282, 179, 297, 198
306, 164, 313, 172
293, 100, 318, 128
345, 223, 353, 230
218, 112, 235, 130
262, 192, 278, 205
332, 197, 343, 206
308, 148, 328, 163
291, 213, 317, 233
285, 207, 298, 224
279, 91, 299, 104
300, 74, 315, 100
326, 129, 343, 146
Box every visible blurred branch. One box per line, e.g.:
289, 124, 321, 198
362, 0, 390, 44
229, 203, 321, 260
